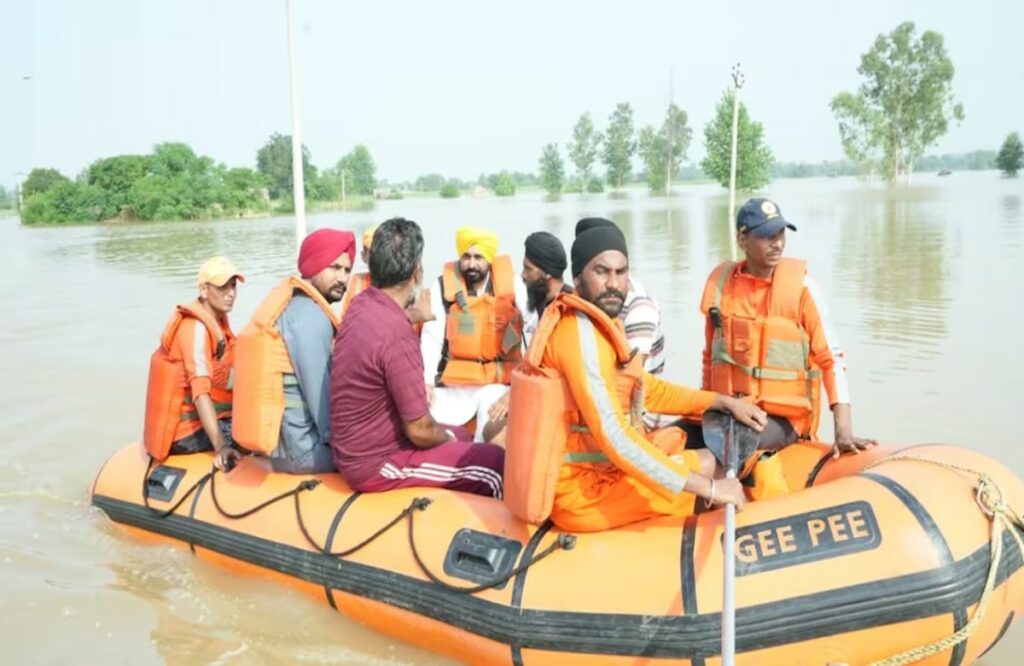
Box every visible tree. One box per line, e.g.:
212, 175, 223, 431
568, 112, 602, 192
256, 133, 317, 199
440, 181, 460, 198
415, 174, 445, 192
21, 181, 107, 225
0, 186, 12, 209
127, 143, 221, 220
638, 103, 692, 192
86, 154, 150, 217
997, 132, 1023, 177
701, 90, 774, 191
337, 145, 376, 196
602, 103, 636, 189
220, 167, 270, 215
493, 171, 516, 197
22, 168, 70, 198
538, 143, 565, 195
831, 21, 964, 183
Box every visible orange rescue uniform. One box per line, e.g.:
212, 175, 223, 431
700, 258, 848, 439
531, 293, 717, 532
339, 272, 371, 319
144, 300, 235, 461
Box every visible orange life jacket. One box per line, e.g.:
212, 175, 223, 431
231, 276, 339, 456
437, 255, 523, 386
504, 293, 644, 524
339, 272, 371, 319
699, 258, 821, 438
143, 301, 234, 462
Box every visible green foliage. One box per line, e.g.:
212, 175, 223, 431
997, 132, 1023, 177
414, 174, 445, 192
256, 133, 317, 199
439, 182, 460, 198
337, 145, 376, 196
586, 177, 604, 193
493, 171, 516, 197
701, 90, 774, 191
538, 143, 565, 194
22, 168, 71, 198
831, 22, 964, 182
21, 181, 107, 224
125, 143, 222, 220
86, 155, 149, 217
0, 186, 12, 209
638, 103, 692, 192
220, 167, 270, 216
568, 112, 602, 192
602, 102, 636, 189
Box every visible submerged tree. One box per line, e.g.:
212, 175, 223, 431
337, 145, 377, 196
831, 22, 964, 183
256, 133, 317, 199
638, 103, 692, 193
701, 90, 773, 191
538, 143, 565, 195
602, 103, 636, 189
996, 132, 1023, 177
568, 112, 602, 193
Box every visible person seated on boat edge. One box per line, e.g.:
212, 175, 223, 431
505, 227, 767, 532
419, 225, 528, 442
339, 224, 377, 320
481, 231, 572, 444
330, 217, 504, 498
144, 256, 244, 472
575, 217, 673, 431
688, 198, 877, 459
231, 229, 356, 474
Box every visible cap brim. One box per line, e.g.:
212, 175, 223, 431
749, 219, 797, 237
207, 273, 245, 287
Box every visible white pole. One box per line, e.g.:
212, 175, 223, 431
722, 467, 738, 666
286, 0, 306, 251
727, 64, 744, 262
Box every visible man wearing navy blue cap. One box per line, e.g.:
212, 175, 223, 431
695, 198, 876, 457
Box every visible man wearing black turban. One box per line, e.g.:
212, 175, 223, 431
522, 231, 571, 329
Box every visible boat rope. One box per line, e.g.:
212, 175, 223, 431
207, 467, 321, 520
862, 453, 1024, 666
141, 455, 211, 518
405, 500, 577, 594
294, 494, 431, 557
140, 455, 322, 521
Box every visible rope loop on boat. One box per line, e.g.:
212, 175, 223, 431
140, 455, 212, 518
208, 466, 321, 519
295, 494, 432, 558
862, 453, 1024, 666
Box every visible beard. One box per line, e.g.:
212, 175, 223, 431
525, 277, 549, 314
462, 268, 485, 287
578, 282, 626, 318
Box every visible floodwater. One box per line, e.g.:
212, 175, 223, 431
1, 171, 1021, 664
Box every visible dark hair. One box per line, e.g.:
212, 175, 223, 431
369, 217, 423, 288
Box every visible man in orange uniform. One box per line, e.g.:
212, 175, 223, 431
698, 198, 876, 457
144, 257, 244, 472
535, 227, 767, 532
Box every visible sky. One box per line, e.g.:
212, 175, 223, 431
2, 0, 1022, 190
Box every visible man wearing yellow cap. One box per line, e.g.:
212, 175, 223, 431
143, 256, 244, 472
339, 224, 378, 318
420, 226, 528, 440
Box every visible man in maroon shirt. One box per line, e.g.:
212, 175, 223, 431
330, 217, 504, 497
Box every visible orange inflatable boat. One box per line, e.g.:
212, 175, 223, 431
91, 441, 1024, 665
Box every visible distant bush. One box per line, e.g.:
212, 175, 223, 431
494, 172, 516, 197
385, 190, 404, 200
586, 178, 605, 193
21, 181, 107, 224
440, 183, 460, 198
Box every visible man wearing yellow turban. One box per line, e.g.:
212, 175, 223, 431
420, 226, 529, 440
339, 224, 379, 319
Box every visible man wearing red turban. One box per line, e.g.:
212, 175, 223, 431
231, 228, 356, 473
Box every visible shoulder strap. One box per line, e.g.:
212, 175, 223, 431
700, 261, 736, 314
440, 262, 462, 304
768, 258, 807, 319
527, 293, 633, 368
289, 276, 341, 328
490, 255, 515, 299
167, 299, 226, 360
